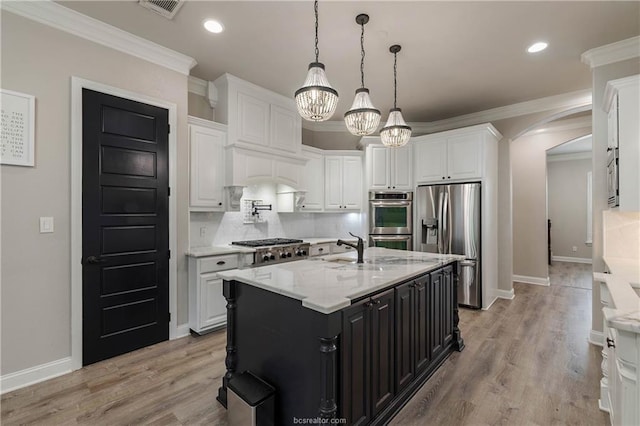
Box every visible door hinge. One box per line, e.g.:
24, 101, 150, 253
168, 187, 171, 196
167, 124, 171, 134
168, 250, 171, 259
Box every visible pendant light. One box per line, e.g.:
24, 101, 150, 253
295, 0, 338, 122
380, 45, 412, 147
344, 14, 381, 136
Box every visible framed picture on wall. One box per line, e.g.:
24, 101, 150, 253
1, 88, 36, 167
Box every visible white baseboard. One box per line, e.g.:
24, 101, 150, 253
589, 329, 604, 347
494, 288, 515, 300
1, 357, 72, 394
481, 295, 498, 310
552, 255, 592, 264
175, 324, 191, 339
513, 275, 550, 286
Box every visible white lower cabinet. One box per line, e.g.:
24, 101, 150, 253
188, 253, 240, 334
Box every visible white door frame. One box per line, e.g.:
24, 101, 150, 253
70, 76, 178, 371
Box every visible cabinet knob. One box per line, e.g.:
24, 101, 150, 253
606, 337, 615, 348
448, 176, 451, 179
442, 177, 445, 180
365, 301, 373, 308
318, 248, 324, 252
218, 202, 222, 206
374, 299, 381, 305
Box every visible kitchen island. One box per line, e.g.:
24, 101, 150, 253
216, 248, 465, 425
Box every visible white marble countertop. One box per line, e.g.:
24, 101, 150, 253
598, 256, 640, 334
217, 247, 465, 314
604, 256, 640, 288
186, 245, 256, 258
301, 237, 355, 245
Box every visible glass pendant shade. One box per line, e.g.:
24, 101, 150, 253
344, 88, 381, 136
295, 62, 339, 122
380, 108, 412, 147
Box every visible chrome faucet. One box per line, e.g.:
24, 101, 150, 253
337, 232, 364, 264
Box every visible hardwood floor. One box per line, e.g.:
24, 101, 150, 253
2, 263, 607, 425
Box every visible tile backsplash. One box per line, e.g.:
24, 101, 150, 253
190, 183, 365, 247
603, 210, 640, 260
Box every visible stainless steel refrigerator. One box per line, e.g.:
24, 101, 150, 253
416, 183, 481, 308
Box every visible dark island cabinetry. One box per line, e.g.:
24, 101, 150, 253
217, 260, 464, 426
341, 289, 395, 425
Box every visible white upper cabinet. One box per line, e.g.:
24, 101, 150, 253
214, 73, 302, 155
299, 147, 325, 211
604, 74, 639, 211
237, 91, 269, 146
189, 117, 227, 211
446, 133, 483, 180
414, 138, 447, 183
325, 153, 363, 211
366, 143, 413, 190
413, 124, 500, 184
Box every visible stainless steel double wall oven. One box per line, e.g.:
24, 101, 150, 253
368, 191, 413, 250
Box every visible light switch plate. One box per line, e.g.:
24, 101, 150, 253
40, 217, 54, 233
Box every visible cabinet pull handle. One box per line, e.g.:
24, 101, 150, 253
606, 338, 615, 348
216, 261, 226, 265
318, 248, 324, 252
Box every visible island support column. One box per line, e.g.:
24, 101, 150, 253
319, 335, 338, 419
217, 280, 237, 408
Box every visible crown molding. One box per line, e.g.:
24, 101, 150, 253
304, 89, 592, 134
581, 36, 640, 69
2, 0, 197, 75
188, 76, 208, 97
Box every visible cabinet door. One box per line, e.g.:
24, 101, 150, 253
370, 289, 395, 416
300, 151, 324, 211
429, 270, 444, 359
190, 125, 225, 209
395, 281, 415, 392
270, 104, 301, 153
447, 134, 482, 180
414, 274, 430, 373
369, 145, 390, 190
341, 299, 371, 426
325, 156, 343, 210
237, 91, 269, 146
415, 138, 447, 183
442, 266, 454, 347
199, 273, 227, 330
391, 145, 413, 190
342, 156, 363, 210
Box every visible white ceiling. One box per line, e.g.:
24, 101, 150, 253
59, 1, 640, 122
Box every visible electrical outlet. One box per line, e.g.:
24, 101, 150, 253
200, 227, 207, 237
572, 246, 577, 252
39, 217, 54, 233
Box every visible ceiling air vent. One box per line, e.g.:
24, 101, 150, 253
138, 0, 184, 20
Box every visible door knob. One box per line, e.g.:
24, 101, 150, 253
85, 256, 105, 264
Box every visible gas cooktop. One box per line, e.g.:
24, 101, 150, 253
231, 238, 304, 248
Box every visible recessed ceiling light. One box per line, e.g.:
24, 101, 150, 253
527, 42, 548, 53
204, 19, 224, 34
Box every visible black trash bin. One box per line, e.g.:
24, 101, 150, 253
227, 371, 275, 426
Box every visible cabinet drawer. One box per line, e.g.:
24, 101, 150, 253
310, 243, 331, 257
200, 254, 239, 273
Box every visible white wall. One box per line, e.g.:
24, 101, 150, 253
511, 126, 591, 280
0, 12, 190, 375
547, 157, 593, 260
